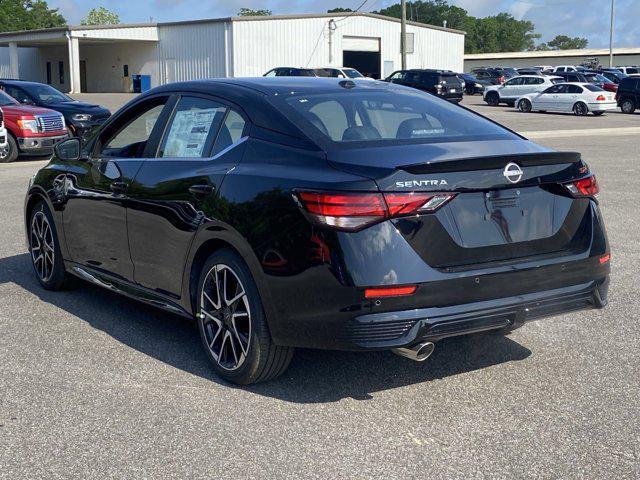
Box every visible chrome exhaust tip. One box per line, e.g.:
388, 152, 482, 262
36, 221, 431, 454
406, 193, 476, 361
391, 341, 435, 362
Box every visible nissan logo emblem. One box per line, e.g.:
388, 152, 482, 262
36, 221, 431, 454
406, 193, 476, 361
503, 162, 524, 184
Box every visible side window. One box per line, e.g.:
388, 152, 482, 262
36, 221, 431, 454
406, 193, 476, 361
264, 69, 277, 77
389, 71, 404, 80
505, 78, 523, 86
4, 86, 30, 103
543, 85, 560, 94
159, 97, 227, 158
567, 85, 583, 94
212, 109, 247, 155
99, 98, 168, 158
555, 85, 569, 94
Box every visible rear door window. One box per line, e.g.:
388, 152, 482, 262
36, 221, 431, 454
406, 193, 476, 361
212, 109, 247, 155
159, 96, 227, 158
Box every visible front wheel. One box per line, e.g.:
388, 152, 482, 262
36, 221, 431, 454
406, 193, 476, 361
28, 202, 75, 290
485, 92, 499, 106
573, 102, 589, 116
196, 249, 294, 385
518, 99, 532, 113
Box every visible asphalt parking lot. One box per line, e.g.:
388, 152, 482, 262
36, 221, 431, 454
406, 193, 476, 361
1, 94, 638, 479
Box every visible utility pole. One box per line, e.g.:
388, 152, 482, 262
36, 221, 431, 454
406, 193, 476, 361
401, 0, 407, 69
609, 0, 615, 67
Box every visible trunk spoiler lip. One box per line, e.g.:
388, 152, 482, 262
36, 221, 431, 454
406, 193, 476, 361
400, 151, 582, 174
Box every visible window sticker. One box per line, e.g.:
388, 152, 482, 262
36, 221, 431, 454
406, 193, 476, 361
163, 108, 220, 158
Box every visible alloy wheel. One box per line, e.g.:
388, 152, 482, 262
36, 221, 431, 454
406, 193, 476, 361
30, 210, 55, 282
622, 100, 635, 114
0, 145, 8, 159
199, 264, 251, 371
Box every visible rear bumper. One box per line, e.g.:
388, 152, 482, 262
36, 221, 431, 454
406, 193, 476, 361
336, 277, 608, 350
18, 134, 67, 153
588, 102, 617, 111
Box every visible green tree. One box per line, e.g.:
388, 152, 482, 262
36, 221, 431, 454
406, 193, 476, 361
535, 34, 588, 51
0, 0, 66, 32
81, 6, 120, 25
327, 8, 353, 13
237, 7, 272, 16
368, 0, 540, 53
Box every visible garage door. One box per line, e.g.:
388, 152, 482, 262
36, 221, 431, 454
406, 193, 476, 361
342, 36, 380, 52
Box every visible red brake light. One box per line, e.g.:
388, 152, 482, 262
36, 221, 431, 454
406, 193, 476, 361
365, 285, 417, 298
563, 175, 599, 197
295, 191, 456, 231
599, 253, 611, 264
596, 95, 606, 101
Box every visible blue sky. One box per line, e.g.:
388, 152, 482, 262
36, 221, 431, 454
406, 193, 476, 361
53, 0, 639, 49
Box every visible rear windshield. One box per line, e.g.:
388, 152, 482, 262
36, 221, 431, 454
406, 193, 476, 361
584, 84, 605, 92
276, 88, 519, 146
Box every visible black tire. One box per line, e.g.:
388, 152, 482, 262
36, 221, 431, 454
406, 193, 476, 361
593, 111, 605, 116
573, 102, 588, 116
485, 92, 499, 106
518, 98, 532, 113
620, 99, 636, 114
28, 201, 75, 290
0, 135, 19, 163
196, 248, 294, 385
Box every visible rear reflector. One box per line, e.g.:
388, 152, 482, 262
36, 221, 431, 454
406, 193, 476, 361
563, 175, 599, 197
365, 285, 417, 298
295, 190, 456, 231
599, 254, 611, 264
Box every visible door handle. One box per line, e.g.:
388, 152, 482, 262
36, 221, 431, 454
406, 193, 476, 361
189, 184, 215, 197
110, 181, 128, 194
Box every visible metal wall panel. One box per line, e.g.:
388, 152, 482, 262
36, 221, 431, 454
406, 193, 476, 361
231, 16, 464, 77
72, 26, 158, 41
157, 22, 228, 84
0, 46, 41, 80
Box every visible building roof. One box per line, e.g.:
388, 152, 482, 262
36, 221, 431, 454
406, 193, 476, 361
465, 47, 640, 60
0, 12, 465, 39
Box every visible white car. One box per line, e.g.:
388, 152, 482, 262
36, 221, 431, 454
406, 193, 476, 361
615, 66, 640, 75
553, 65, 579, 73
483, 75, 561, 106
311, 67, 373, 80
515, 83, 617, 116
0, 108, 7, 152
534, 65, 554, 71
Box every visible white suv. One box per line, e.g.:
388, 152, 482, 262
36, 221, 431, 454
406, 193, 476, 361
484, 75, 562, 106
553, 66, 579, 73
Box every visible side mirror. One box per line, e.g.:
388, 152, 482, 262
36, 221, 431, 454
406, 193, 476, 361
54, 137, 81, 161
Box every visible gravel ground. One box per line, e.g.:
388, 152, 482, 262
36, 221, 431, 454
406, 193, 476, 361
0, 97, 638, 479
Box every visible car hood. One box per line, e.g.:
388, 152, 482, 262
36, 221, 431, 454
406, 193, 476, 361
0, 104, 61, 117
43, 101, 110, 116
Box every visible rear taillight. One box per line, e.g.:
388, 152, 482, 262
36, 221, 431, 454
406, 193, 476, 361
596, 95, 606, 101
563, 175, 599, 197
295, 190, 456, 231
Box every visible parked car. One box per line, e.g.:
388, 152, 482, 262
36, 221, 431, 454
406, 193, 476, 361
516, 68, 543, 76
615, 76, 640, 113
24, 77, 610, 384
582, 72, 618, 92
483, 75, 561, 106
615, 66, 640, 75
0, 109, 7, 151
311, 67, 372, 79
0, 80, 109, 140
553, 65, 579, 73
263, 67, 317, 77
516, 83, 616, 116
457, 73, 484, 94
471, 67, 516, 85
534, 65, 553, 71
384, 69, 463, 102
0, 89, 67, 163
595, 69, 627, 84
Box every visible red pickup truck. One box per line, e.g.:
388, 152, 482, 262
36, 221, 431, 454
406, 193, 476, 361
0, 89, 68, 163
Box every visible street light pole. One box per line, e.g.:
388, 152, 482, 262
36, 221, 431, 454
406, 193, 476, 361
401, 0, 407, 69
609, 0, 615, 67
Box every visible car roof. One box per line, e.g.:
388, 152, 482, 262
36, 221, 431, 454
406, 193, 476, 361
0, 79, 48, 88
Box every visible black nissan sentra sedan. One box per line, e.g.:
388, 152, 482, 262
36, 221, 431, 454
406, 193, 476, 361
24, 78, 610, 384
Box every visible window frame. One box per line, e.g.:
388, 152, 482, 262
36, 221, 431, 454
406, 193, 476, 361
92, 93, 177, 159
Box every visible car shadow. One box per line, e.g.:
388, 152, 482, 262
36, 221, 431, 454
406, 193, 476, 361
1, 252, 531, 403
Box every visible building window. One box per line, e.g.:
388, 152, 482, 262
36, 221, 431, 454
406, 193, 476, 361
58, 61, 64, 84
46, 62, 51, 84
123, 64, 129, 77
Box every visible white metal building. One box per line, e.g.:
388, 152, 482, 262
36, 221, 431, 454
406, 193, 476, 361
0, 13, 465, 93
464, 47, 640, 72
